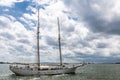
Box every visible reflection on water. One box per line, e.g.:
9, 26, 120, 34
0, 64, 120, 80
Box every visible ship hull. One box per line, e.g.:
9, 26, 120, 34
10, 65, 77, 76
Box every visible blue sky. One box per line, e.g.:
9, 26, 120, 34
0, 0, 120, 63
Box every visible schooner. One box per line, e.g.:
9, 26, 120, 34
9, 8, 85, 76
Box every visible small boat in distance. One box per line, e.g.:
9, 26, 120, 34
9, 9, 85, 76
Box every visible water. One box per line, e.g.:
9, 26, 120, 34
0, 64, 120, 80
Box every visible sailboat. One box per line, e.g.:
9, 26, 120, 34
9, 9, 85, 76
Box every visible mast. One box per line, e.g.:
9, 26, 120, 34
57, 17, 63, 66
37, 8, 40, 68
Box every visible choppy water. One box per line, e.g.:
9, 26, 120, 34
0, 64, 120, 80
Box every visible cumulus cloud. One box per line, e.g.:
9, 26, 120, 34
0, 0, 120, 63
57, 0, 120, 63
0, 0, 24, 7
63, 0, 120, 35
0, 15, 36, 62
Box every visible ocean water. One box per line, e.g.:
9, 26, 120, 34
0, 64, 120, 80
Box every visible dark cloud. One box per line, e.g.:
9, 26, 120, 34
0, 19, 9, 28
45, 36, 58, 47
64, 52, 120, 63
9, 44, 33, 56
18, 39, 30, 44
62, 25, 74, 33
40, 45, 49, 50
63, 0, 120, 35
85, 14, 120, 35
14, 45, 25, 52
0, 32, 16, 40
96, 42, 108, 48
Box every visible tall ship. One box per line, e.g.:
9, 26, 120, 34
9, 9, 85, 76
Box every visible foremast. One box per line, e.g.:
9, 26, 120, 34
57, 17, 63, 66
37, 9, 40, 69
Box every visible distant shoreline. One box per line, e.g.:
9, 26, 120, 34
0, 62, 120, 64
0, 62, 12, 64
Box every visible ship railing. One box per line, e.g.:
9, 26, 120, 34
9, 63, 68, 69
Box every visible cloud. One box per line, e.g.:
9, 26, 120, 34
1, 0, 120, 63
18, 39, 30, 44
63, 0, 120, 35
0, 15, 36, 62
0, 0, 24, 7
0, 32, 16, 40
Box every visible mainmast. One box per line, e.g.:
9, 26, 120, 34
57, 17, 63, 66
37, 8, 40, 69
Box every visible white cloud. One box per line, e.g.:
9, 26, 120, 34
0, 0, 24, 7
0, 15, 36, 62
1, 0, 120, 63
26, 6, 36, 13
33, 0, 57, 5
89, 34, 120, 57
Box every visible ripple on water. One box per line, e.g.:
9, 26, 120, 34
1, 64, 120, 80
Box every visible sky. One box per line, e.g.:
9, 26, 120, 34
0, 0, 120, 63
